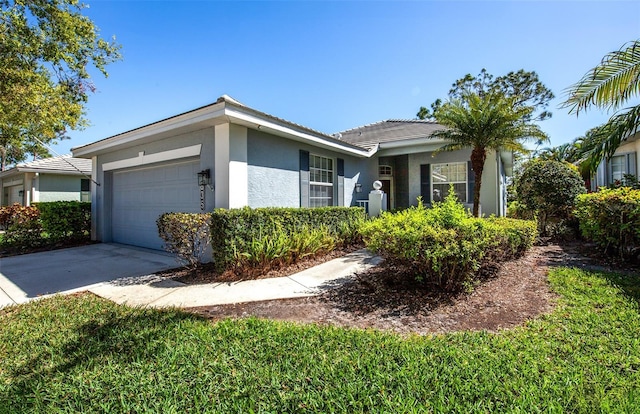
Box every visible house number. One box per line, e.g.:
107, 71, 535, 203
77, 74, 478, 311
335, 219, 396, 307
200, 185, 205, 211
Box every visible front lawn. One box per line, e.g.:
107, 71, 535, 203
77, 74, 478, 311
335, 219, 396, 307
1, 268, 639, 412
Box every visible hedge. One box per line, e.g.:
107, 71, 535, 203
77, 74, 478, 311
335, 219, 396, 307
0, 201, 90, 252
35, 201, 91, 242
575, 187, 640, 259
0, 204, 42, 249
210, 207, 365, 273
360, 192, 537, 291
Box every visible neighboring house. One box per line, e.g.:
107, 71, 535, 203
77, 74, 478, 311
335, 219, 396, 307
591, 131, 639, 190
0, 155, 92, 207
71, 95, 513, 250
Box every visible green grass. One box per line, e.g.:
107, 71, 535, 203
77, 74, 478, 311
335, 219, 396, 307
1, 268, 640, 413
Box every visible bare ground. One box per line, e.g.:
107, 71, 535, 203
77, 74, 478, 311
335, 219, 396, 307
185, 242, 637, 335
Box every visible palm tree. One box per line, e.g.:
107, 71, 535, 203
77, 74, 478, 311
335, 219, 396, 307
431, 93, 548, 217
562, 40, 640, 168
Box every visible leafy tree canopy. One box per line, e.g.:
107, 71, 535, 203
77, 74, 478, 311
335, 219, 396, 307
418, 69, 555, 123
0, 0, 121, 170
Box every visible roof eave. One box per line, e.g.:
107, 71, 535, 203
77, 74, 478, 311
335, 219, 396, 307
72, 101, 227, 157
15, 168, 90, 175
73, 98, 374, 159
224, 105, 372, 157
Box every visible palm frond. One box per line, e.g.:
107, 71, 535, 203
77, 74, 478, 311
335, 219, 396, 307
563, 40, 640, 114
581, 105, 640, 171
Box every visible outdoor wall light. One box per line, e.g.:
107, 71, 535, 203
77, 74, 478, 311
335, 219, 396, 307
355, 183, 362, 193
18, 190, 24, 197
197, 169, 211, 186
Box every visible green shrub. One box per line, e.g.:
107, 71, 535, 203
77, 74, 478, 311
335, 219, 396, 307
360, 191, 536, 291
35, 201, 91, 242
483, 217, 537, 259
575, 187, 640, 259
506, 200, 535, 220
210, 207, 365, 273
516, 159, 586, 235
157, 213, 211, 268
0, 204, 42, 250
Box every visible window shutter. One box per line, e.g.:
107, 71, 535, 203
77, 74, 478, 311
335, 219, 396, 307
300, 150, 310, 208
467, 161, 475, 204
627, 153, 637, 177
337, 158, 344, 206
420, 164, 431, 203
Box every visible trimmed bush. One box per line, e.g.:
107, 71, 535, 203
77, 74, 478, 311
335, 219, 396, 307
0, 204, 42, 249
0, 202, 91, 253
35, 201, 91, 242
210, 207, 365, 273
483, 217, 537, 260
575, 187, 640, 260
360, 192, 536, 291
157, 213, 211, 268
516, 159, 586, 235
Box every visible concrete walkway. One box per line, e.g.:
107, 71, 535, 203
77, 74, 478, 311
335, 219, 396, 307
88, 249, 382, 308
1, 247, 381, 309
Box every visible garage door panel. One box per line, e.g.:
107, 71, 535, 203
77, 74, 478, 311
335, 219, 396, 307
112, 160, 201, 249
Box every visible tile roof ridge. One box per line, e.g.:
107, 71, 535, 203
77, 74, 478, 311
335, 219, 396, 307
386, 118, 440, 124
16, 154, 74, 167
338, 118, 440, 134
337, 120, 389, 134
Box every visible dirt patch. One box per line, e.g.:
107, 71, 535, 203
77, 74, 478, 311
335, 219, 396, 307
187, 242, 625, 335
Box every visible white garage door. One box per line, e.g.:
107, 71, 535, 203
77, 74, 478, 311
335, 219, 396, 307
112, 160, 201, 250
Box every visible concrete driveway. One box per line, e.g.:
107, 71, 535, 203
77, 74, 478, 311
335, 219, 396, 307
0, 243, 178, 307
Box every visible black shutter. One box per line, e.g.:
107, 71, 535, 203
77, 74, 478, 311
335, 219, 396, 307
467, 161, 475, 204
337, 158, 344, 206
300, 150, 310, 207
627, 153, 637, 177
420, 164, 431, 203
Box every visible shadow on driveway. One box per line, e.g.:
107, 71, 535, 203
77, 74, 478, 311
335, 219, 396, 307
0, 244, 178, 304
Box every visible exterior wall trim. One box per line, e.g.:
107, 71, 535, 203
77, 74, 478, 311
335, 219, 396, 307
102, 144, 202, 171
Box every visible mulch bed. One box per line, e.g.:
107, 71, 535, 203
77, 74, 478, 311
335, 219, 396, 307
183, 241, 636, 335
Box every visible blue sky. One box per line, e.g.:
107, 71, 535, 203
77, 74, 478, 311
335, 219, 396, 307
56, 0, 640, 155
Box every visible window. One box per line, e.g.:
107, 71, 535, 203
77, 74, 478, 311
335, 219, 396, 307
610, 155, 626, 183
379, 165, 392, 177
431, 162, 467, 202
81, 179, 91, 202
309, 155, 334, 207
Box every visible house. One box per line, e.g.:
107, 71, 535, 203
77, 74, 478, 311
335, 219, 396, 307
0, 155, 92, 207
338, 120, 511, 214
71, 95, 512, 250
591, 131, 639, 189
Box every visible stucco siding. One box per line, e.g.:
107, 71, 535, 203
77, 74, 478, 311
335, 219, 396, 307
247, 129, 371, 207
479, 151, 499, 216
37, 174, 82, 202
247, 130, 300, 207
